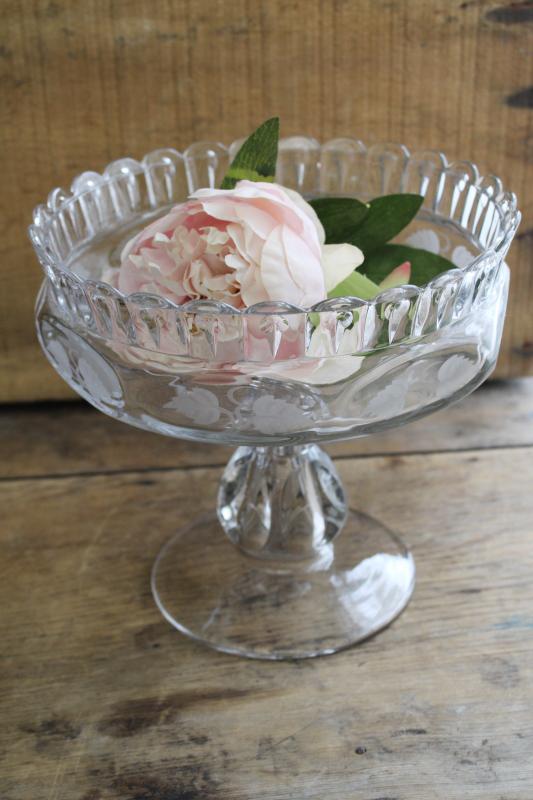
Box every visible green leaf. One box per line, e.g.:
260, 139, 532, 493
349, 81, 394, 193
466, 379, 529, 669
327, 270, 381, 300
309, 197, 369, 244
220, 117, 280, 189
346, 194, 424, 253
360, 244, 455, 286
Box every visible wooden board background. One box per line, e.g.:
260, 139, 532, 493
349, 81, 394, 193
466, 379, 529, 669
1, 0, 532, 402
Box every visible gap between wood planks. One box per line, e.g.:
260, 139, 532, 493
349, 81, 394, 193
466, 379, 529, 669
1, 441, 532, 484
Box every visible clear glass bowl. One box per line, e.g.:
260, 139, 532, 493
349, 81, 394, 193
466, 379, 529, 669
31, 138, 520, 659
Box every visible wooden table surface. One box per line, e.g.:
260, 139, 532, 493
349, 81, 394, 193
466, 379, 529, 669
2, 380, 533, 800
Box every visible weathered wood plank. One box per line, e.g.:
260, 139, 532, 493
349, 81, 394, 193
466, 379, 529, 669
1, 378, 532, 478
1, 446, 533, 798
1, 0, 532, 401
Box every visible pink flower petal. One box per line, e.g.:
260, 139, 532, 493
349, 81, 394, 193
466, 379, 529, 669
379, 261, 411, 289
261, 225, 325, 306
121, 205, 189, 260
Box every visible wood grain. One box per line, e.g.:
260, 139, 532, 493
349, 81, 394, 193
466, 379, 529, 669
1, 0, 532, 402
1, 378, 533, 478
1, 443, 533, 798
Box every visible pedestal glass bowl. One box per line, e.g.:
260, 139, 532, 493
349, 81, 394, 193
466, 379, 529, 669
31, 138, 520, 659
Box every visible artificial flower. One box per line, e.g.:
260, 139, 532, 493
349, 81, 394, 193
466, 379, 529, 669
106, 180, 365, 309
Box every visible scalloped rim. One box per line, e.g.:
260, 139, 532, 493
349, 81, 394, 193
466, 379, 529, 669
29, 138, 521, 317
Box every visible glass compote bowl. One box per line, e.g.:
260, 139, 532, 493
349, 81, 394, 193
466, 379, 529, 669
30, 138, 520, 659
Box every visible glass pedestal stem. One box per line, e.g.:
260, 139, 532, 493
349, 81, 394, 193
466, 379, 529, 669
217, 445, 347, 564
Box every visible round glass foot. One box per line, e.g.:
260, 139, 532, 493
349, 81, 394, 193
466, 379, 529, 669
151, 510, 415, 660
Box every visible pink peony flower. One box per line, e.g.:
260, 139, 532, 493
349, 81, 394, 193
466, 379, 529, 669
112, 181, 332, 309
